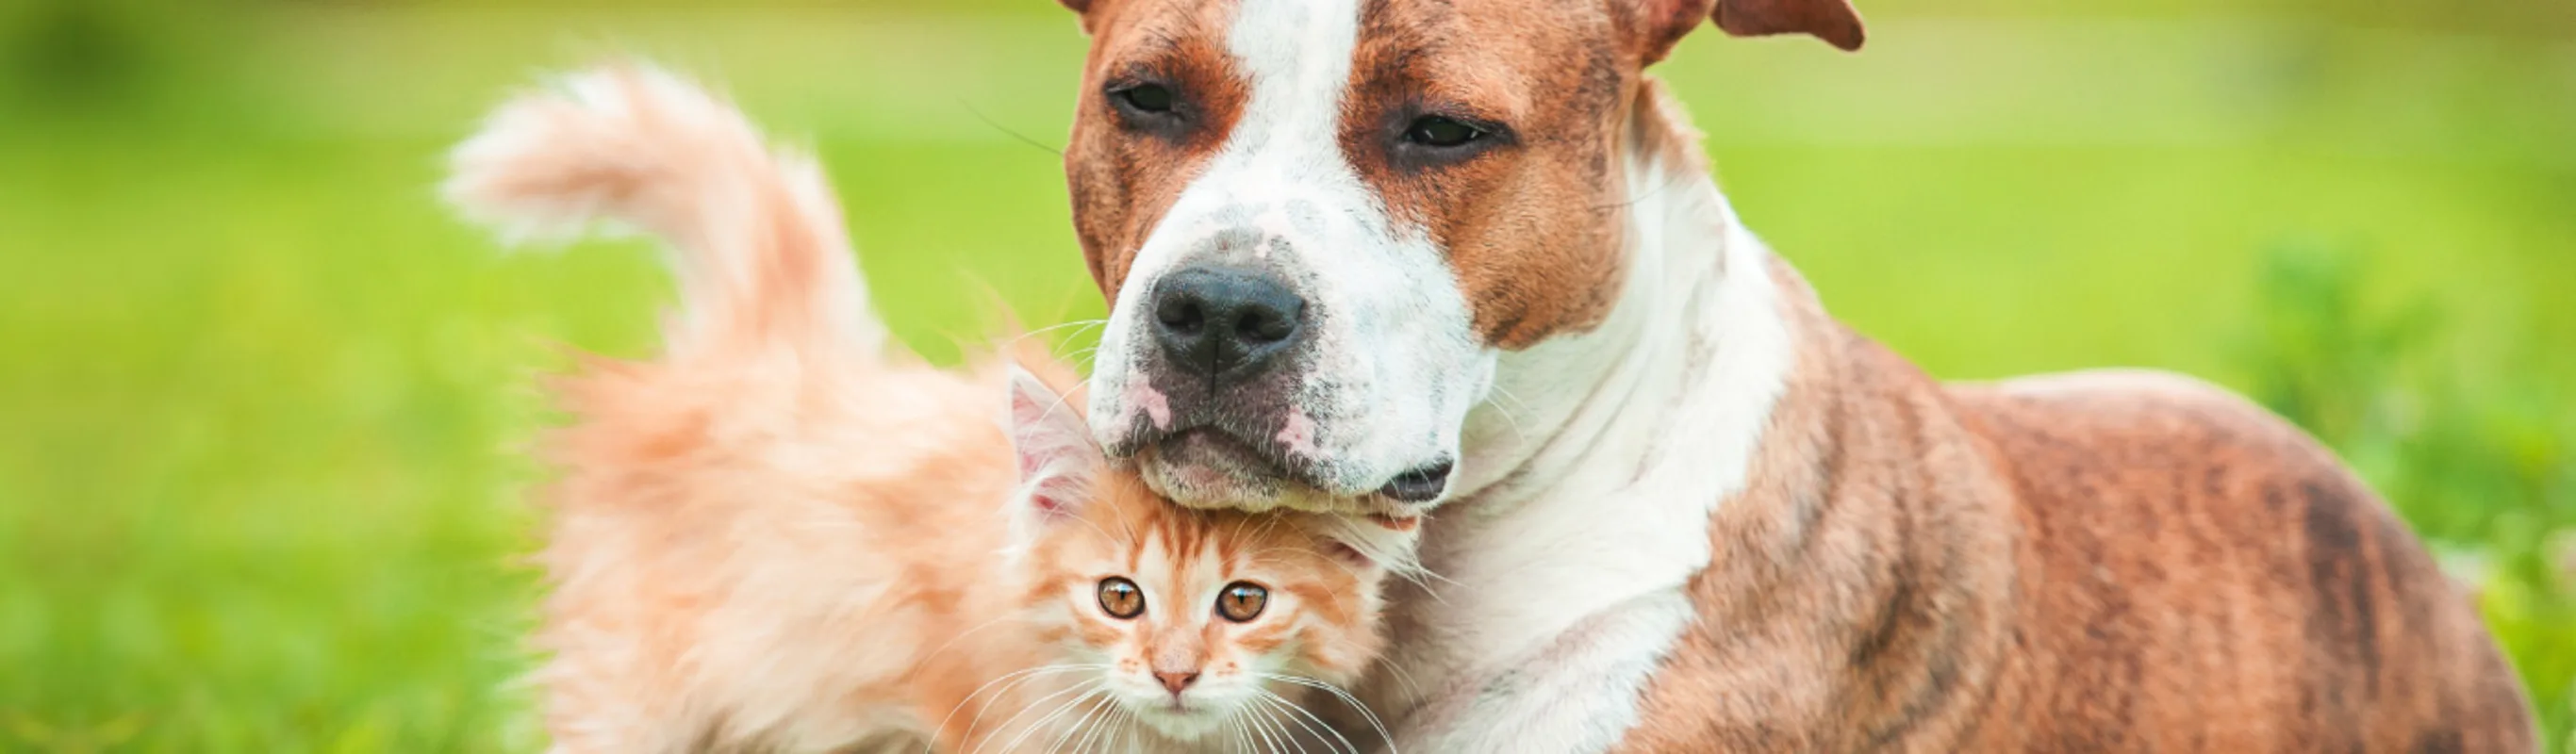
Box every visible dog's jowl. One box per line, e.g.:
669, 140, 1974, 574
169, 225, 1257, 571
1051, 0, 2538, 750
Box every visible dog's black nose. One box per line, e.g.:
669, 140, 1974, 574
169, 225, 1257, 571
1151, 267, 1304, 384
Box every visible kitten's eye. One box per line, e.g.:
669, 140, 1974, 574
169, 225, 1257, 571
1111, 83, 1178, 116
1098, 577, 1145, 619
1215, 582, 1268, 623
1403, 116, 1486, 148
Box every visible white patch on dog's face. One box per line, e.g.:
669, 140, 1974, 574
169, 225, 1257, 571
1088, 0, 1494, 514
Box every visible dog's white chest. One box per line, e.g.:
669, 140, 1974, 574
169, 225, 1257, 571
1365, 211, 1798, 750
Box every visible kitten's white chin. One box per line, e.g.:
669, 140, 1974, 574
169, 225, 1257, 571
1122, 697, 1238, 742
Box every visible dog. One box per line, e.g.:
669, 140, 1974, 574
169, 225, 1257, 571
1041, 0, 2537, 749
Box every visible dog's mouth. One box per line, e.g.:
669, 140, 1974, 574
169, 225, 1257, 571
1137, 427, 1296, 494
1378, 460, 1453, 503
1130, 426, 1453, 514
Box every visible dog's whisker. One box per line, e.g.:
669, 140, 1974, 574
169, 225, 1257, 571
958, 97, 1065, 157
1018, 318, 1109, 343
1479, 384, 1536, 443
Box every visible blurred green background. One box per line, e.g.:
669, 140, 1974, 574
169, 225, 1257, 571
4, 0, 2569, 749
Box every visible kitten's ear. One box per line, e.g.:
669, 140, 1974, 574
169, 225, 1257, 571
1317, 515, 1426, 578
1007, 365, 1103, 520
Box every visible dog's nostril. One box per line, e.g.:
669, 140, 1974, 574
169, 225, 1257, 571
1157, 299, 1205, 336
1236, 310, 1293, 344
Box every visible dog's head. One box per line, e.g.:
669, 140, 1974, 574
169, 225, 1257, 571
1058, 0, 1860, 515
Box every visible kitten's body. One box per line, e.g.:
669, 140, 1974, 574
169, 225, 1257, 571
537, 332, 1063, 752
446, 65, 1402, 754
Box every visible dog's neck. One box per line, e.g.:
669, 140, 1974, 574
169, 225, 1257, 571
1450, 82, 1795, 522
1392, 81, 1802, 697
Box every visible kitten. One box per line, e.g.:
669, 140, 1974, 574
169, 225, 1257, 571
444, 64, 1414, 753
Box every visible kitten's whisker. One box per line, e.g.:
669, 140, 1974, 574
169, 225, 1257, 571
995, 688, 1092, 754
1240, 546, 1335, 566
1042, 687, 1115, 754
1108, 481, 1143, 549
1051, 704, 1095, 754
1113, 707, 1139, 754
1032, 378, 1089, 437
991, 683, 1107, 754
1236, 701, 1277, 754
916, 613, 1040, 676
1247, 697, 1293, 754
1253, 692, 1334, 754
1380, 663, 1435, 729
958, 664, 1097, 751
1085, 697, 1129, 754
1258, 688, 1359, 754
938, 664, 1105, 751
1244, 552, 1372, 585
1061, 511, 1130, 554
1413, 565, 1464, 590
1394, 563, 1461, 608
1257, 674, 1396, 754
1268, 698, 1308, 754
1251, 515, 1290, 547
1227, 710, 1259, 754
1216, 513, 1253, 549
1070, 703, 1128, 754
1041, 691, 1106, 754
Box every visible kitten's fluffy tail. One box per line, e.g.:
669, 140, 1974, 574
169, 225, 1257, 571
444, 62, 884, 357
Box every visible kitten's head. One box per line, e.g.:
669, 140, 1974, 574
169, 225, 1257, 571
1004, 367, 1415, 742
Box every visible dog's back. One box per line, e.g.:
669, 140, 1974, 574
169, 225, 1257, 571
1616, 296, 2534, 753
1948, 371, 2535, 751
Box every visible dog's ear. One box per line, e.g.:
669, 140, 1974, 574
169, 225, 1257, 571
1714, 0, 1865, 52
1055, 0, 1108, 36
1631, 0, 1864, 62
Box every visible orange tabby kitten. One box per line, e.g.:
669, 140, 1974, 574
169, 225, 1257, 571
444, 65, 1412, 753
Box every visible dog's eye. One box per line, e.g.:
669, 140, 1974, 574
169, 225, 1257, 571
1214, 582, 1267, 622
1112, 83, 1178, 116
1098, 577, 1145, 619
1403, 116, 1486, 148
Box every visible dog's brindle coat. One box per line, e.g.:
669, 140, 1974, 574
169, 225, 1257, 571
1612, 263, 2535, 751
1052, 0, 2535, 749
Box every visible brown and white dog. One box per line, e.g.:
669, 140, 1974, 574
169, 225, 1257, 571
1047, 0, 2538, 750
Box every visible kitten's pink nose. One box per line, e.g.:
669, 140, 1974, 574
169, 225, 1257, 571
1154, 670, 1200, 695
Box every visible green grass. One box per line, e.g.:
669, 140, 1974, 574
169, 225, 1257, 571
5, 1, 2571, 750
